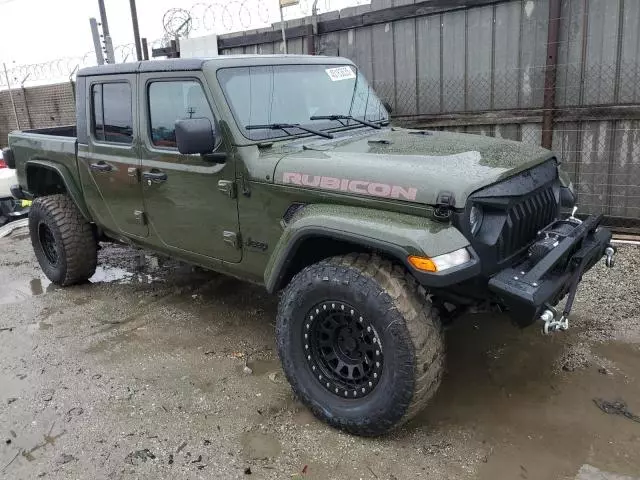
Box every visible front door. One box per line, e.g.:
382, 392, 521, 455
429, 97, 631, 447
79, 75, 148, 238
138, 73, 240, 262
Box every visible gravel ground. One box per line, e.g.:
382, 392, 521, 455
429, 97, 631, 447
1, 229, 639, 480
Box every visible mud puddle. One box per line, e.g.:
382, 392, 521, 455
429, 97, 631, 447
0, 276, 52, 305
0, 263, 160, 306
89, 264, 161, 285
417, 314, 640, 479
0, 244, 181, 307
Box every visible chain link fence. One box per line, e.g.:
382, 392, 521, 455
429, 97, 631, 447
361, 1, 640, 234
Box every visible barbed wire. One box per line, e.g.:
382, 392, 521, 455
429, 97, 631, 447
0, 0, 369, 88
163, 0, 371, 38
0, 43, 151, 88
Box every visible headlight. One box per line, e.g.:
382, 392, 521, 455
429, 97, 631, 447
408, 248, 471, 273
470, 204, 484, 235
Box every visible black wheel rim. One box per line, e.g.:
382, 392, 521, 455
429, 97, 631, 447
38, 222, 59, 266
304, 301, 383, 399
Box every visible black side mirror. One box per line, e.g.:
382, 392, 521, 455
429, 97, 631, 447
175, 118, 216, 155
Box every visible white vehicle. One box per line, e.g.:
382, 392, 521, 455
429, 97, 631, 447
0, 150, 29, 225
0, 150, 16, 197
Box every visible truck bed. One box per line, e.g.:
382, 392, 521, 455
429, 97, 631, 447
23, 125, 77, 137
8, 127, 78, 195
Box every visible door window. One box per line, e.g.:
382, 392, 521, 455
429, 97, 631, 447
148, 80, 216, 149
91, 82, 133, 144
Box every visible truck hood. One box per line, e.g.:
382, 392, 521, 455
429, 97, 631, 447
272, 128, 554, 208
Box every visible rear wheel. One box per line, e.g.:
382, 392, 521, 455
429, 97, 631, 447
276, 253, 444, 436
29, 194, 97, 286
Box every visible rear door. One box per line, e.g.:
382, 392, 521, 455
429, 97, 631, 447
78, 75, 148, 238
138, 72, 240, 262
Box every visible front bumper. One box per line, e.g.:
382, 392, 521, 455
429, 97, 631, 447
488, 214, 613, 328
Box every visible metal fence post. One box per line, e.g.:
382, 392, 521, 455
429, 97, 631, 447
541, 0, 562, 149
2, 63, 20, 130
69, 65, 79, 102
20, 74, 33, 129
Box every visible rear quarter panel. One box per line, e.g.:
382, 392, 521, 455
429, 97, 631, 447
8, 132, 90, 218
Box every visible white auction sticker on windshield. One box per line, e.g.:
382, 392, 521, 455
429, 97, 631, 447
326, 66, 356, 81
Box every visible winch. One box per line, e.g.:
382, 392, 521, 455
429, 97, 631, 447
488, 208, 615, 334
528, 207, 582, 264
532, 208, 615, 334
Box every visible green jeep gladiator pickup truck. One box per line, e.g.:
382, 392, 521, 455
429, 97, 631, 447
4, 55, 615, 436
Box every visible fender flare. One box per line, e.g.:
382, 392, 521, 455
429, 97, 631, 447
25, 160, 92, 221
264, 204, 479, 293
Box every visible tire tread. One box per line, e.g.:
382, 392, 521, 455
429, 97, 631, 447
29, 194, 97, 286
277, 253, 444, 436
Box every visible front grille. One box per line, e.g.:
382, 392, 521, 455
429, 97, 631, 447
497, 186, 558, 260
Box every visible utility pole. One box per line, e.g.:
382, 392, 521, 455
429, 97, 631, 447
279, 4, 287, 54
97, 0, 115, 63
129, 0, 143, 61
89, 18, 105, 65
278, 0, 300, 54
141, 38, 149, 61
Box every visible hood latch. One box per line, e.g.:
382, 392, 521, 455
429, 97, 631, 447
434, 191, 455, 221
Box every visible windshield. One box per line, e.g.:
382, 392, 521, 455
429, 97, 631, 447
217, 64, 389, 141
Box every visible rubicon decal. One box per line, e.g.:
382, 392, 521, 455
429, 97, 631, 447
282, 173, 418, 201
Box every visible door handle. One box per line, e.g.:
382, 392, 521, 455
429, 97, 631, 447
142, 170, 168, 184
89, 161, 113, 172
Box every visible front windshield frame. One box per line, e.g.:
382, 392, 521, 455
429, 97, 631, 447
216, 63, 389, 143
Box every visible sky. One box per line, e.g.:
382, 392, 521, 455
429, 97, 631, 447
0, 0, 369, 85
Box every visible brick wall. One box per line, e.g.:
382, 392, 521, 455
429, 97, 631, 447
0, 82, 76, 147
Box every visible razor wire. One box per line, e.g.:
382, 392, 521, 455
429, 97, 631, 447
0, 45, 144, 88
162, 0, 371, 38
0, 0, 369, 88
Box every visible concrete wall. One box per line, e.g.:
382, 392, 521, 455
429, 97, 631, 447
0, 82, 75, 147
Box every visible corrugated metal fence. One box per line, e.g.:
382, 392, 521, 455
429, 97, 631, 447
218, 0, 640, 232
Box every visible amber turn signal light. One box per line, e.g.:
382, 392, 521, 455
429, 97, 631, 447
407, 255, 438, 272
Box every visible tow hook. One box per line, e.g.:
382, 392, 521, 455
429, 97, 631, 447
605, 246, 615, 268
540, 306, 569, 335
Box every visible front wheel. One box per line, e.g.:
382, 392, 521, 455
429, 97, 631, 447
29, 194, 97, 286
276, 253, 444, 436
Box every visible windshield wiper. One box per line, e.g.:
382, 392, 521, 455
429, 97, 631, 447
310, 114, 381, 130
245, 123, 334, 139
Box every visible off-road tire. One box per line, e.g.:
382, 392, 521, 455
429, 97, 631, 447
276, 253, 444, 436
29, 194, 97, 286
